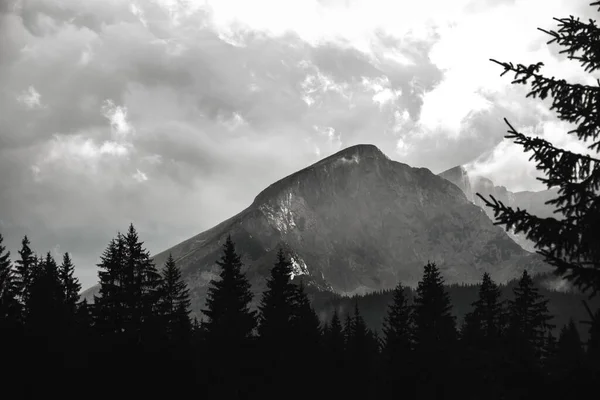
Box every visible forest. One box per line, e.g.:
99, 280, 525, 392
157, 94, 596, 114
0, 226, 598, 399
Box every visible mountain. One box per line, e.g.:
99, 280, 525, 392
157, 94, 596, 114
438, 166, 560, 252
82, 144, 548, 316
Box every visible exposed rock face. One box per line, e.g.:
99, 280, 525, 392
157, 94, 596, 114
82, 145, 548, 315
438, 166, 474, 203
438, 166, 560, 252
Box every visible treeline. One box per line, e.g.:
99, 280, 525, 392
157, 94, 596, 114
312, 275, 600, 343
1, 226, 599, 398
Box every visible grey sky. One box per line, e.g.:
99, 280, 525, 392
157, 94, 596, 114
0, 0, 597, 290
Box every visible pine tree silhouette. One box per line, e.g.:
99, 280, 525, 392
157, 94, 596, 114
122, 224, 163, 341
478, 1, 600, 297
411, 262, 457, 399
461, 272, 504, 350
59, 252, 81, 317
26, 251, 67, 380
504, 270, 554, 396
201, 235, 257, 397
290, 280, 324, 397
380, 282, 413, 394
412, 262, 457, 352
545, 319, 586, 399
258, 248, 296, 343
202, 235, 256, 344
325, 309, 345, 369
382, 282, 413, 358
256, 249, 298, 394
506, 270, 554, 365
380, 282, 414, 397
159, 253, 192, 341
0, 233, 21, 328
14, 236, 35, 308
557, 319, 585, 372
345, 301, 379, 397
94, 235, 127, 336
0, 233, 24, 385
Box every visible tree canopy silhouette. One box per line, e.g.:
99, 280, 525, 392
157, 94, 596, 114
478, 1, 600, 297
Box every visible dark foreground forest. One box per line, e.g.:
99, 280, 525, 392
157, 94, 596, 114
0, 227, 599, 399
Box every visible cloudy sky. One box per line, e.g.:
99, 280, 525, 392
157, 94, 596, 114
0, 0, 597, 289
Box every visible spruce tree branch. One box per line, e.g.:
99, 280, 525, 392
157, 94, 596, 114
477, 192, 600, 296
500, 119, 600, 217
538, 15, 600, 73
490, 59, 600, 148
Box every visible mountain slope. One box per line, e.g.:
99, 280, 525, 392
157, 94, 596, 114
82, 145, 548, 316
438, 165, 560, 252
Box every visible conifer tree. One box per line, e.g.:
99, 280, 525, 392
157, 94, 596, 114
258, 248, 296, 343
412, 262, 457, 353
0, 233, 21, 327
343, 312, 353, 347
201, 235, 257, 398
461, 272, 505, 349
122, 223, 163, 336
345, 302, 378, 397
545, 319, 586, 398
94, 235, 127, 336
14, 236, 35, 306
477, 1, 600, 296
506, 270, 554, 366
0, 233, 11, 292
380, 282, 414, 395
289, 281, 324, 396
76, 299, 94, 333
411, 262, 458, 399
381, 282, 413, 359
586, 308, 600, 373
201, 235, 256, 346
159, 253, 192, 341
556, 319, 585, 373
291, 280, 322, 349
59, 252, 81, 317
325, 309, 345, 367
26, 252, 65, 339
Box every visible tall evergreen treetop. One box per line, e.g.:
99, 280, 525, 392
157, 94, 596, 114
27, 252, 65, 334
557, 319, 584, 365
0, 233, 14, 298
201, 235, 256, 344
159, 253, 192, 339
381, 282, 413, 358
507, 270, 554, 363
291, 280, 322, 345
14, 236, 35, 304
326, 309, 345, 360
59, 252, 81, 315
0, 233, 21, 325
477, 2, 600, 296
95, 234, 127, 335
461, 272, 505, 349
258, 248, 297, 341
123, 223, 162, 319
412, 262, 457, 352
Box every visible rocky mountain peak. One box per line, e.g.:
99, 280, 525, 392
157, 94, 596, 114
439, 165, 474, 202
82, 145, 549, 315
252, 144, 389, 207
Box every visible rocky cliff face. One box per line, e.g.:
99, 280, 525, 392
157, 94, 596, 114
438, 166, 474, 203
438, 166, 560, 252
82, 145, 548, 315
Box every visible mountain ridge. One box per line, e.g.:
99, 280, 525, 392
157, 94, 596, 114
82, 144, 549, 316
438, 164, 560, 252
